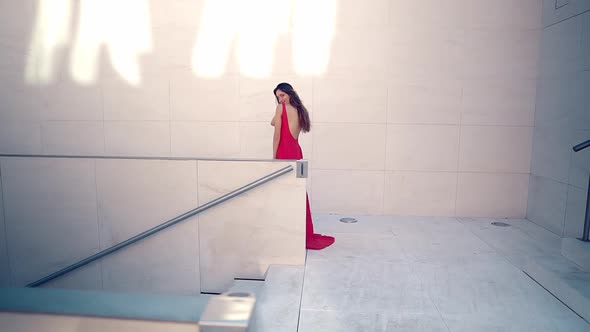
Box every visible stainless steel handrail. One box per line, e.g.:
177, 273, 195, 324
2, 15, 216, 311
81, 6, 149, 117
573, 139, 590, 242
26, 165, 294, 287
573, 139, 590, 152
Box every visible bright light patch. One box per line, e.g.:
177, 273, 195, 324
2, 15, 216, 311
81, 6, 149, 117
25, 0, 337, 84
236, 0, 289, 78
70, 0, 152, 85
292, 0, 337, 76
191, 0, 239, 78
220, 300, 254, 321
192, 0, 336, 78
25, 0, 73, 84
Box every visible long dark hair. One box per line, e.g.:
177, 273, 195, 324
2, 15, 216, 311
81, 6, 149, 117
273, 82, 311, 133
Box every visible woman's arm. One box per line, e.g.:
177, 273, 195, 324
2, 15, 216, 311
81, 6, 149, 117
272, 105, 281, 158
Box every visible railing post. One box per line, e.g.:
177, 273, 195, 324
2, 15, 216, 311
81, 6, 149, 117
581, 175, 590, 242
296, 160, 308, 178
572, 138, 590, 242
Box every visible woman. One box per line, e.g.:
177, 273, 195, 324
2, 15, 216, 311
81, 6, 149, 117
271, 82, 335, 250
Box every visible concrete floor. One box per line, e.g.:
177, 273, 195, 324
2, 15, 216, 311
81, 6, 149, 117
294, 215, 589, 332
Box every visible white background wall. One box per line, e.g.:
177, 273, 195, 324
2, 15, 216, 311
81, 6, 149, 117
0, 0, 545, 219
528, 0, 590, 237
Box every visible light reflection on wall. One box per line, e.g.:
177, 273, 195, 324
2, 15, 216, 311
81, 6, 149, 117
193, 0, 336, 78
70, 0, 152, 85
26, 0, 152, 86
236, 0, 289, 78
292, 0, 336, 76
191, 0, 239, 78
25, 0, 337, 84
25, 0, 73, 85
189, 0, 292, 78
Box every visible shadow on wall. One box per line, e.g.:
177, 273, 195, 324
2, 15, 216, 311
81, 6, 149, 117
23, 0, 337, 86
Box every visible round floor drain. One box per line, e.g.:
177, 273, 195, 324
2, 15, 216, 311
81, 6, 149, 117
491, 221, 510, 227
340, 217, 358, 223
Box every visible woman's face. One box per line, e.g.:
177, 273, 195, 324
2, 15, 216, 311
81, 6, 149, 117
275, 89, 289, 104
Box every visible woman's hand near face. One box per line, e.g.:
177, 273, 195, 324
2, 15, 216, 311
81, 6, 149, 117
271, 103, 281, 126
272, 104, 282, 158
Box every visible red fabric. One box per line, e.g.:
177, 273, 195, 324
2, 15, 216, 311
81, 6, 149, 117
276, 103, 335, 250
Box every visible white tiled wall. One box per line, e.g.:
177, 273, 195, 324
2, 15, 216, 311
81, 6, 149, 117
388, 79, 462, 125
0, 121, 42, 154
0, 71, 42, 122
564, 185, 588, 238
462, 28, 540, 80
40, 82, 102, 121
459, 126, 533, 173
312, 123, 386, 171
457, 172, 530, 218
105, 121, 170, 157
95, 159, 200, 295
389, 0, 466, 29
538, 15, 582, 78
313, 78, 388, 124
0, 170, 10, 287
170, 72, 240, 122
527, 175, 569, 235
42, 121, 104, 155
170, 122, 240, 158
386, 124, 460, 172
390, 27, 463, 81
103, 73, 170, 122
311, 169, 385, 215
528, 5, 590, 236
0, 158, 102, 287
384, 171, 457, 216
466, 0, 543, 29
461, 78, 537, 126
239, 122, 273, 158
542, 0, 590, 27
530, 122, 573, 184
0, 1, 548, 218
582, 12, 590, 69
328, 29, 392, 79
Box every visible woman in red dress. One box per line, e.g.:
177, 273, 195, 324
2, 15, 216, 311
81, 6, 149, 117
271, 82, 335, 250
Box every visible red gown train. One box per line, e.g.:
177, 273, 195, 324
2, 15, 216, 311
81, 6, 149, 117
276, 102, 335, 250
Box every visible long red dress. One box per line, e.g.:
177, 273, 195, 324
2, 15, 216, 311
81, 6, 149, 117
276, 102, 335, 250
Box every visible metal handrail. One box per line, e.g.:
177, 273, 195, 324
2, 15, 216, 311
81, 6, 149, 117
573, 139, 590, 152
26, 165, 294, 287
573, 139, 590, 242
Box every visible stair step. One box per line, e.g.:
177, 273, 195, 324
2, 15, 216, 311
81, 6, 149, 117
0, 287, 209, 323
524, 256, 590, 323
230, 265, 304, 332
562, 238, 590, 271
